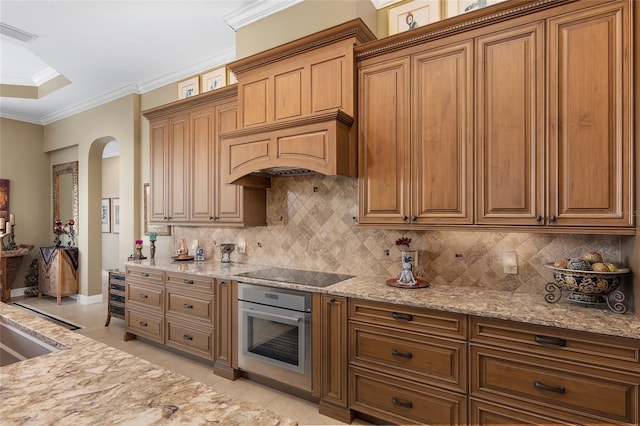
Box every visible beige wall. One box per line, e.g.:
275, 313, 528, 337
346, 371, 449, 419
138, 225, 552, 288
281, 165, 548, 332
44, 94, 140, 301
235, 0, 378, 58
0, 118, 50, 289
102, 155, 120, 270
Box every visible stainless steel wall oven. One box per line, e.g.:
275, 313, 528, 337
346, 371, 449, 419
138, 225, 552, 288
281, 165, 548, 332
237, 282, 312, 391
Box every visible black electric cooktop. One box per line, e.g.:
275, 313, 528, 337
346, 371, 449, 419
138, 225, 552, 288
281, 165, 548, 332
236, 267, 353, 288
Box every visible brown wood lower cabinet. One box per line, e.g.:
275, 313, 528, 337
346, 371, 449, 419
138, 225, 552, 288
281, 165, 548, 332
125, 266, 221, 364
348, 299, 468, 425
470, 317, 640, 426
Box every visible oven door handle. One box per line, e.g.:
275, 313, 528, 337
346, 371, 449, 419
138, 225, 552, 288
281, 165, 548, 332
240, 307, 303, 325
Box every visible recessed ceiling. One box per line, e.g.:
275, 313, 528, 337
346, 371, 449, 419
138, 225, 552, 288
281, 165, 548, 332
0, 0, 306, 125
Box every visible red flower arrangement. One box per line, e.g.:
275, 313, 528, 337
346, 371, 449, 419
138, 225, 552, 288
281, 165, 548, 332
395, 237, 412, 249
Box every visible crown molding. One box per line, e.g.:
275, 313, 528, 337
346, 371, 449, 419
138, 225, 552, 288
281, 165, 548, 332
223, 0, 303, 30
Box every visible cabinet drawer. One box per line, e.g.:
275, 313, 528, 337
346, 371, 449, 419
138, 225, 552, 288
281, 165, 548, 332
126, 282, 163, 312
349, 299, 466, 339
126, 308, 164, 343
166, 318, 214, 360
470, 399, 600, 426
471, 346, 639, 425
350, 322, 466, 392
350, 366, 467, 426
166, 272, 214, 293
126, 266, 164, 284
471, 316, 640, 373
166, 289, 214, 325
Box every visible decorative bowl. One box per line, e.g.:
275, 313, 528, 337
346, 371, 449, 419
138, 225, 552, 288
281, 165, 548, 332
544, 263, 630, 305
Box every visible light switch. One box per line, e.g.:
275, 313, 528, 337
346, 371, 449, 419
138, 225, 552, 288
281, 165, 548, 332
503, 251, 518, 274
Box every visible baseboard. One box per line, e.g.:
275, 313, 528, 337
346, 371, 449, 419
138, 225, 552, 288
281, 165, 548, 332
76, 293, 103, 305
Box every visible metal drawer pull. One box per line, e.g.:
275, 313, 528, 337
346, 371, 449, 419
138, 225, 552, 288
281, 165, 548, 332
391, 312, 413, 321
533, 380, 565, 394
139, 294, 148, 299
183, 335, 193, 341
139, 321, 148, 327
391, 348, 412, 359
534, 335, 566, 347
182, 304, 193, 309
391, 397, 413, 408
141, 272, 149, 277
183, 279, 194, 285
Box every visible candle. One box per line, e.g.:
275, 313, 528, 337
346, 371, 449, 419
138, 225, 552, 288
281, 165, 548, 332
6, 222, 12, 234
0, 218, 5, 230
149, 232, 156, 242
9, 214, 15, 225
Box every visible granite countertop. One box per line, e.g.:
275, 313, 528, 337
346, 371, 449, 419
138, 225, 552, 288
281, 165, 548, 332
0, 303, 297, 426
126, 259, 640, 340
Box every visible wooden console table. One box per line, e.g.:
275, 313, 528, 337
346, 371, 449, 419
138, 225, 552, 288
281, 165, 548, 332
1, 244, 34, 302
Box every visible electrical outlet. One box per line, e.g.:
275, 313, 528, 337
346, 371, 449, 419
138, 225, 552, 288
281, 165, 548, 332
503, 251, 518, 274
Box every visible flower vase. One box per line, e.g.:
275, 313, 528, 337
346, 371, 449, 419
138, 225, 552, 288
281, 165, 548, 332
397, 249, 417, 285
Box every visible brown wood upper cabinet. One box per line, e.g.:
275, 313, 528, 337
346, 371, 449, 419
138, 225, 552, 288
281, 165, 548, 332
144, 87, 267, 227
358, 40, 473, 226
357, 0, 634, 234
222, 19, 376, 184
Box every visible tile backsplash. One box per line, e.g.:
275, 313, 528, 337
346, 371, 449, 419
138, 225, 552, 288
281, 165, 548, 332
175, 175, 622, 295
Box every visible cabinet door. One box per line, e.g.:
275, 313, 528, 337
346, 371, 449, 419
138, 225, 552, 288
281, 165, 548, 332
476, 22, 544, 225
215, 101, 243, 223
189, 107, 216, 222
168, 114, 189, 222
412, 40, 473, 224
149, 119, 168, 222
358, 57, 411, 225
548, 2, 633, 227
214, 279, 239, 380
319, 295, 350, 414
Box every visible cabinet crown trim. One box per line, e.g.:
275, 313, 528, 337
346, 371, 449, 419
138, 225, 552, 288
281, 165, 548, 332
355, 0, 577, 60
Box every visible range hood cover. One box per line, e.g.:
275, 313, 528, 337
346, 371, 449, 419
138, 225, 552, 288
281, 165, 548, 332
220, 110, 356, 185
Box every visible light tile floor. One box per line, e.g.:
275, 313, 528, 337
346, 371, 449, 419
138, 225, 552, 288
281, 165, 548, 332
10, 293, 372, 426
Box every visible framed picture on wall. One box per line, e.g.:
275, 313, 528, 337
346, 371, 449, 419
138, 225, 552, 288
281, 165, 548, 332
445, 0, 507, 18
112, 198, 120, 234
143, 183, 171, 236
388, 0, 441, 35
201, 67, 227, 93
177, 76, 199, 100
0, 179, 9, 221
101, 198, 111, 233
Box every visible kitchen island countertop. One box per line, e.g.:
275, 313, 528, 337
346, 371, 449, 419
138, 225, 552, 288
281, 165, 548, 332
126, 258, 640, 340
0, 302, 297, 426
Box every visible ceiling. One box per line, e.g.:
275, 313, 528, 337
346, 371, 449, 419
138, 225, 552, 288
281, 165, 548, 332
0, 0, 316, 125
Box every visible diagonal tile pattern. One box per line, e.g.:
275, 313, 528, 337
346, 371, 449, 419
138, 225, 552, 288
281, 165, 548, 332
176, 175, 622, 295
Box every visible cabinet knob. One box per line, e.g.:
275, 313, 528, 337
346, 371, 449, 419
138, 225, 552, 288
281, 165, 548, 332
550, 215, 557, 222
183, 304, 193, 309
535, 215, 542, 222
139, 294, 148, 299
139, 321, 148, 327
209, 216, 219, 221
141, 272, 149, 277
402, 215, 408, 221
411, 215, 418, 221
219, 281, 227, 287
182, 334, 193, 341
328, 298, 336, 303
183, 279, 194, 285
